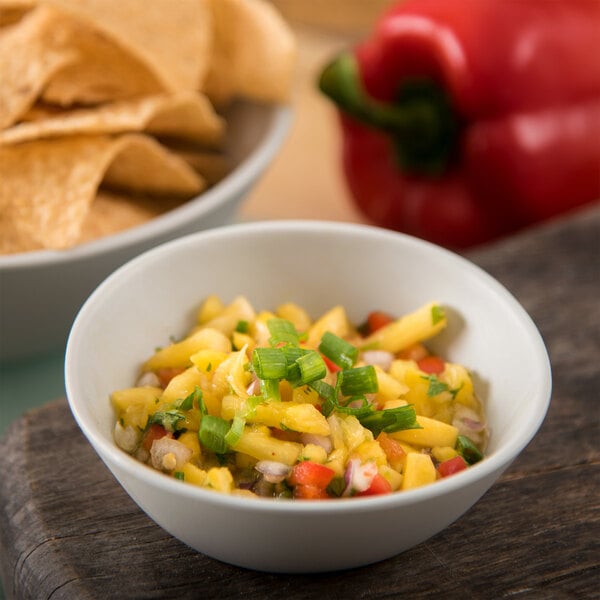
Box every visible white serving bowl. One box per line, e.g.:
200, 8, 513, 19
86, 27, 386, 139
65, 221, 551, 573
0, 101, 291, 363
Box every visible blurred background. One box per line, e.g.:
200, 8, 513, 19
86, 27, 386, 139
240, 0, 395, 224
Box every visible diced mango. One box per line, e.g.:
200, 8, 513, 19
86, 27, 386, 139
178, 431, 201, 462
401, 453, 437, 490
301, 443, 328, 464
281, 403, 330, 436
431, 446, 458, 462
201, 296, 256, 337
190, 349, 229, 375
352, 440, 387, 466
232, 427, 302, 465
390, 415, 458, 448
276, 302, 312, 332
365, 301, 447, 353
205, 467, 234, 493
378, 465, 403, 491
181, 463, 207, 486
196, 294, 224, 324
340, 414, 371, 453
374, 366, 409, 403
306, 305, 350, 348
111, 386, 162, 429
144, 328, 232, 370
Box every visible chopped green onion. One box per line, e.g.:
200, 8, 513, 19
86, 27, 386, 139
224, 415, 245, 447
281, 345, 305, 383
252, 347, 287, 380
318, 331, 358, 369
431, 304, 445, 325
174, 471, 185, 480
235, 320, 250, 334
260, 378, 281, 402
199, 415, 230, 454
267, 318, 300, 346
295, 350, 327, 385
339, 365, 378, 396
174, 386, 201, 411
456, 435, 483, 465
309, 380, 336, 415
358, 405, 420, 437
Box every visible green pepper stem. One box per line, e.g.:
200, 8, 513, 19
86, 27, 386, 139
318, 52, 458, 175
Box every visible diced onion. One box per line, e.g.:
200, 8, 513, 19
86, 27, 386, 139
150, 437, 192, 471
361, 350, 394, 372
255, 460, 291, 483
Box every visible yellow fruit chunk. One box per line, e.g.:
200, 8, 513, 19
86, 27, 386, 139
233, 427, 302, 465
181, 463, 207, 487
390, 416, 458, 448
401, 453, 436, 490
111, 386, 162, 429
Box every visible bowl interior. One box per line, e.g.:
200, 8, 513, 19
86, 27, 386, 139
66, 221, 552, 487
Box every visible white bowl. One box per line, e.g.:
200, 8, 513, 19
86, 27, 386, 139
0, 101, 291, 363
65, 220, 551, 573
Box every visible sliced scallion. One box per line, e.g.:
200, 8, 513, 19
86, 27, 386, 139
224, 415, 245, 447
358, 405, 420, 436
199, 415, 230, 454
338, 365, 378, 396
252, 347, 287, 380
296, 350, 327, 385
318, 331, 358, 369
456, 435, 483, 465
267, 318, 300, 346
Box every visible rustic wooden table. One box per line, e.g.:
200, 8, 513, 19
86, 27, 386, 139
1, 8, 599, 599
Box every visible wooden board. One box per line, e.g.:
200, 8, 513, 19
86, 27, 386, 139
1, 205, 599, 599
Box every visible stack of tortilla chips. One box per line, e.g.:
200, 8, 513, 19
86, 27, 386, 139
0, 0, 295, 253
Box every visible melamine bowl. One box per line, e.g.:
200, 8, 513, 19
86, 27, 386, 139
65, 220, 551, 573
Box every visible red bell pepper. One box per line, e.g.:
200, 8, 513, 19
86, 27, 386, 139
319, 0, 600, 249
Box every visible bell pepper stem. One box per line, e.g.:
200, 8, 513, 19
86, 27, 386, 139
318, 52, 458, 175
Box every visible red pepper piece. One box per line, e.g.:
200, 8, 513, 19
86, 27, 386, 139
417, 355, 445, 375
356, 473, 393, 496
320, 0, 600, 249
141, 424, 171, 451
438, 455, 468, 478
288, 461, 335, 489
366, 310, 394, 334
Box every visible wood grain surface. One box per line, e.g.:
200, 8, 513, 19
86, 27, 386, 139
1, 205, 598, 600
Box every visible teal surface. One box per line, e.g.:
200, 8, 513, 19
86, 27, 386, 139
0, 348, 66, 599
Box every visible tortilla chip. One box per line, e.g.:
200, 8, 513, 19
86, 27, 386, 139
172, 148, 231, 186
0, 133, 204, 253
78, 189, 186, 244
204, 0, 296, 106
37, 0, 212, 100
0, 6, 75, 128
0, 92, 225, 146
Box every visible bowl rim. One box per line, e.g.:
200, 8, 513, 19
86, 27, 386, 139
65, 219, 552, 515
0, 104, 292, 271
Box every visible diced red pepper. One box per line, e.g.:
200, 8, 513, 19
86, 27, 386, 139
357, 473, 393, 496
141, 423, 171, 451
288, 461, 335, 489
437, 455, 468, 477
293, 484, 331, 500
417, 355, 445, 374
321, 354, 341, 373
366, 310, 394, 334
